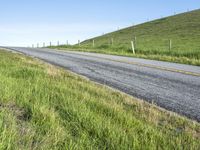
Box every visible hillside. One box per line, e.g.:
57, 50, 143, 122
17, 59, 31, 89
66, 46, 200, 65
50, 9, 200, 65
83, 9, 200, 55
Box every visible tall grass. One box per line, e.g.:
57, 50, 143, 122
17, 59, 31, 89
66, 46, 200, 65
0, 49, 200, 149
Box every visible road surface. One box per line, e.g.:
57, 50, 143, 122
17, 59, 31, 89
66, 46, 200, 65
4, 47, 200, 122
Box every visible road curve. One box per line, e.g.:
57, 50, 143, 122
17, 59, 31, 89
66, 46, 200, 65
4, 47, 200, 122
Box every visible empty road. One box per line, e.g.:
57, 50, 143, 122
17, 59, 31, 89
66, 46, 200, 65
4, 47, 200, 122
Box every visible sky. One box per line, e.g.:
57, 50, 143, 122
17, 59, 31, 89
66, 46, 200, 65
0, 0, 199, 46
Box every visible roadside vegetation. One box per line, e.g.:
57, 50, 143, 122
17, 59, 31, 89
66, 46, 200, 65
0, 49, 200, 149
50, 9, 200, 66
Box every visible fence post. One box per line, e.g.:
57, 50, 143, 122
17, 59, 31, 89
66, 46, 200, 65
92, 40, 95, 47
134, 36, 137, 49
78, 40, 80, 46
57, 41, 59, 46
50, 42, 52, 47
111, 38, 114, 46
169, 39, 172, 51
43, 42, 45, 47
131, 41, 135, 54
66, 40, 68, 45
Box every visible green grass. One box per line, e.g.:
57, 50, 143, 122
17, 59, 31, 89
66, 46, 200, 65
50, 9, 200, 66
0, 49, 200, 149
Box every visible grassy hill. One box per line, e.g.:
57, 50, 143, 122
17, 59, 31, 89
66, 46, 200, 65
51, 9, 200, 65
0, 49, 200, 149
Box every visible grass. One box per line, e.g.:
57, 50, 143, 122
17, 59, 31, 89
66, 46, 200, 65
0, 49, 200, 149
50, 9, 200, 66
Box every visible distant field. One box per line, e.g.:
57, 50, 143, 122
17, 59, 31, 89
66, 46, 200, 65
51, 9, 200, 66
0, 49, 200, 149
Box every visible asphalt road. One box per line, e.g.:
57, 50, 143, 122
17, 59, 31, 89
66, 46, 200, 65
5, 47, 200, 122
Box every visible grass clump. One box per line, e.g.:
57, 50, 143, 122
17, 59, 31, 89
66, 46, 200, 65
0, 49, 200, 149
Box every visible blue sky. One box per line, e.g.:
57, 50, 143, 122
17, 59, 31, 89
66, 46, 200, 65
0, 0, 199, 46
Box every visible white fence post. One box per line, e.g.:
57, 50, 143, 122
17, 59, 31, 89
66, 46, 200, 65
131, 41, 135, 54
78, 40, 80, 46
57, 41, 59, 46
93, 40, 95, 47
169, 39, 172, 50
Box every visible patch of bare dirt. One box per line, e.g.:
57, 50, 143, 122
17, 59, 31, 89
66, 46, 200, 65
0, 102, 32, 121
